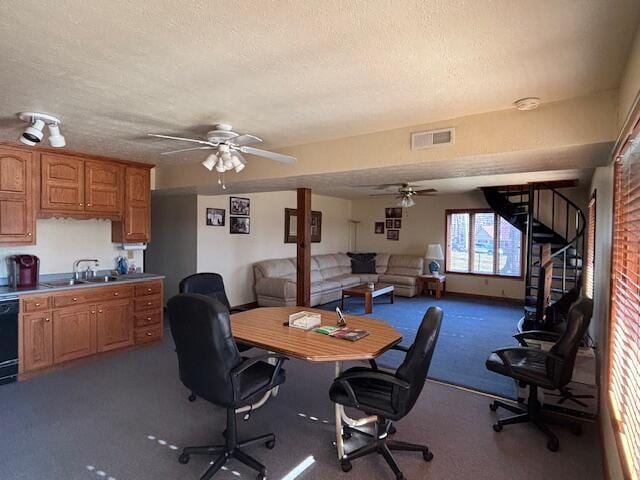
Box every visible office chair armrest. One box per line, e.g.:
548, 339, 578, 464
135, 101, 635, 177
491, 347, 541, 376
336, 370, 410, 408
514, 330, 561, 346
231, 353, 288, 401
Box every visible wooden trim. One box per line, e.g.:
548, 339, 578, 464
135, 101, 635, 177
296, 188, 311, 307
0, 139, 155, 169
445, 291, 523, 305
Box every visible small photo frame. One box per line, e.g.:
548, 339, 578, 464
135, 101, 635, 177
230, 216, 250, 234
385, 207, 403, 218
230, 197, 250, 216
206, 208, 225, 226
385, 219, 393, 229
387, 229, 399, 241
393, 219, 402, 229
375, 222, 385, 234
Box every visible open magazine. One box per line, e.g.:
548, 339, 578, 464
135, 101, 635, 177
313, 325, 369, 341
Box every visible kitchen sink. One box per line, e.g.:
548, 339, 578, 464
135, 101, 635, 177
40, 276, 120, 287
83, 276, 119, 283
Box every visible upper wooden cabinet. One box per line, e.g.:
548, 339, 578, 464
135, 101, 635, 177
41, 154, 85, 212
84, 160, 123, 215
0, 148, 35, 244
112, 166, 150, 243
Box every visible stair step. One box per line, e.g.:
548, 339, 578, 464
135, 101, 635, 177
532, 232, 555, 238
509, 201, 529, 206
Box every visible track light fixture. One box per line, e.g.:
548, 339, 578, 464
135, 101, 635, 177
17, 112, 66, 148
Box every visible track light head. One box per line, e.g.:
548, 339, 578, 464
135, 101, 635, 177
20, 118, 45, 146
47, 123, 66, 148
18, 112, 65, 147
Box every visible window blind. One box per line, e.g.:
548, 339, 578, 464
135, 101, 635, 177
610, 136, 640, 479
585, 193, 596, 299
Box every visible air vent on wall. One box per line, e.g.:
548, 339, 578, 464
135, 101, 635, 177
410, 127, 455, 150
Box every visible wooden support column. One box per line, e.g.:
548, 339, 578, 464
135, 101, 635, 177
296, 188, 311, 307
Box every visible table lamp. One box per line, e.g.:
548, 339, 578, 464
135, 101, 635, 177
426, 244, 444, 274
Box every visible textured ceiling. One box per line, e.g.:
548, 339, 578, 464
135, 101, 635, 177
0, 0, 638, 166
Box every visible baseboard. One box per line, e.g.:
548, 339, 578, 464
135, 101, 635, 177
446, 291, 523, 305
232, 301, 258, 312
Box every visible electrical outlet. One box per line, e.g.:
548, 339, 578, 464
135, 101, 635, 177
501, 289, 505, 296
127, 250, 134, 259
484, 278, 489, 285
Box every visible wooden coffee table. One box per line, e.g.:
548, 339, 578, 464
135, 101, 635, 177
341, 283, 394, 314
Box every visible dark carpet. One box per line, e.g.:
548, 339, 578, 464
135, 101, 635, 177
320, 295, 522, 398
0, 334, 602, 480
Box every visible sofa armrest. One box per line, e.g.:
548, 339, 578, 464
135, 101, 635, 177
255, 277, 296, 299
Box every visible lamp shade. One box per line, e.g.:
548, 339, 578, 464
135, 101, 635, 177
426, 244, 444, 260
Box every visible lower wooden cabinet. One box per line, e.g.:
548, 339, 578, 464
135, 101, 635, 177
22, 311, 53, 371
96, 299, 133, 352
20, 279, 162, 375
52, 305, 97, 364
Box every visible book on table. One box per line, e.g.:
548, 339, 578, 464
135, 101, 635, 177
313, 325, 369, 341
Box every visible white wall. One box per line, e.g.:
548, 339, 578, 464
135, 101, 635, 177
0, 218, 143, 279
351, 192, 526, 300
196, 192, 352, 306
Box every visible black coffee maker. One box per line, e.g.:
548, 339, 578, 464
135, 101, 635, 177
7, 255, 40, 289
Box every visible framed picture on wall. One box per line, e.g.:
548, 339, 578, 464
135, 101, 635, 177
375, 222, 385, 234
385, 219, 393, 229
230, 197, 250, 216
206, 208, 225, 226
284, 208, 322, 243
393, 219, 402, 229
387, 229, 399, 241
385, 207, 403, 218
230, 216, 250, 234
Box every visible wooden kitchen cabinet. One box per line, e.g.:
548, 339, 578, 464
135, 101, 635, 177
96, 298, 133, 352
0, 147, 35, 244
40, 153, 85, 213
22, 311, 53, 371
52, 305, 97, 364
84, 160, 123, 215
112, 166, 150, 243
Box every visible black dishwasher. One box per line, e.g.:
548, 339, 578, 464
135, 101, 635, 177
0, 297, 19, 385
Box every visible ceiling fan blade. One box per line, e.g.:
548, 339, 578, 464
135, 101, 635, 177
238, 146, 296, 164
414, 188, 437, 193
358, 183, 402, 190
369, 193, 399, 197
228, 134, 262, 146
148, 133, 216, 146
160, 146, 216, 155
234, 151, 247, 164
415, 191, 437, 196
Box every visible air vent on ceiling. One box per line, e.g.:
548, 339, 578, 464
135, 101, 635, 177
411, 127, 455, 150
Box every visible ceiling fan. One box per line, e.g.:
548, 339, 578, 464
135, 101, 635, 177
148, 124, 296, 189
365, 183, 437, 207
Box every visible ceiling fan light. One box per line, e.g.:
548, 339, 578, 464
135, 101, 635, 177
215, 157, 226, 173
202, 153, 217, 171
234, 162, 246, 173
399, 196, 415, 208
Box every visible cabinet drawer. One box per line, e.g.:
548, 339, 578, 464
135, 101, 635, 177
52, 285, 133, 308
134, 311, 161, 327
22, 295, 51, 313
134, 294, 161, 312
134, 324, 162, 344
135, 281, 162, 297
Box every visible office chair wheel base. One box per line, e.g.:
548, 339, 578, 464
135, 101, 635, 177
546, 438, 559, 452
570, 424, 583, 436
388, 424, 397, 435
178, 453, 190, 464
188, 394, 196, 402
423, 450, 434, 462
265, 439, 276, 449
341, 460, 352, 472
492, 423, 503, 432
489, 401, 499, 412
256, 473, 266, 480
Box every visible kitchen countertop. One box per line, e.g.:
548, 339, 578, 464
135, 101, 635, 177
0, 273, 165, 299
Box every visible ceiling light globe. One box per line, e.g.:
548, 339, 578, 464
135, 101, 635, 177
234, 163, 246, 173
202, 154, 217, 171
215, 158, 226, 173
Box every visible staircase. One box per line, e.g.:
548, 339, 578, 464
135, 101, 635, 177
482, 183, 586, 323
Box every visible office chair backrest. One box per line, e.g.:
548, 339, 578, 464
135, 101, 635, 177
167, 293, 242, 407
393, 306, 443, 415
547, 296, 593, 387
179, 273, 232, 311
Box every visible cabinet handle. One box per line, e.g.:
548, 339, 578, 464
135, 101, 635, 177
127, 232, 132, 235
72, 297, 78, 302
147, 288, 152, 292
114, 292, 119, 296
45, 318, 50, 322
91, 311, 95, 314
28, 232, 32, 236
147, 317, 151, 321
79, 203, 83, 206
146, 332, 152, 337
98, 310, 103, 313
87, 204, 91, 207
35, 303, 40, 307
147, 302, 152, 306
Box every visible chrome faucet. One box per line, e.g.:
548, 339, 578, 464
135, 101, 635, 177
73, 259, 99, 280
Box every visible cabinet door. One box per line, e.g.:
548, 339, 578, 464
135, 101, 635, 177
123, 167, 150, 242
96, 299, 133, 352
41, 154, 85, 212
0, 148, 34, 244
85, 161, 123, 215
22, 312, 53, 371
52, 305, 96, 364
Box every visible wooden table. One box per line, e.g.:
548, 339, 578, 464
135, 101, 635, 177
417, 274, 446, 300
340, 283, 394, 314
231, 306, 402, 460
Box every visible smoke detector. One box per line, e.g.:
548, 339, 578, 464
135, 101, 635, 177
514, 97, 541, 111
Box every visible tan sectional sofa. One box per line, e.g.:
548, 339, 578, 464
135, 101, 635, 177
253, 253, 424, 307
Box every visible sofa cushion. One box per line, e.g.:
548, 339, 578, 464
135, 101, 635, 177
378, 274, 417, 287
376, 253, 391, 274
333, 274, 362, 288
386, 255, 424, 276
347, 252, 377, 274
254, 258, 297, 279
321, 279, 342, 292
315, 254, 350, 279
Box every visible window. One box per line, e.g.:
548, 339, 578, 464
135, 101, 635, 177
610, 138, 640, 479
584, 192, 596, 299
445, 209, 523, 277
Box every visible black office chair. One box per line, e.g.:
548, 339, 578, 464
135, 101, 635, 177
168, 294, 287, 480
329, 306, 443, 480
486, 296, 593, 452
